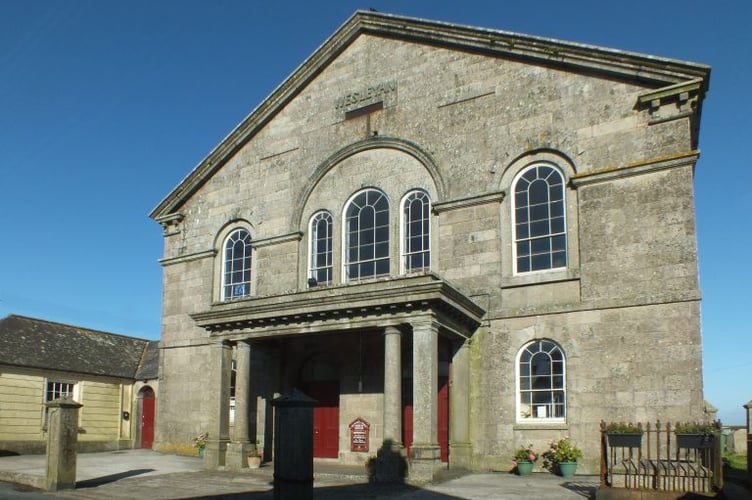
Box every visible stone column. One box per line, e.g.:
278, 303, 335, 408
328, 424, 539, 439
205, 341, 232, 469
383, 326, 402, 447
409, 317, 440, 483
449, 339, 471, 467
45, 398, 83, 491
226, 341, 252, 470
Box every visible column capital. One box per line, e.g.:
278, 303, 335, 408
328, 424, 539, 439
383, 326, 402, 336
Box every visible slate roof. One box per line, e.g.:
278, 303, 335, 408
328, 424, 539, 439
0, 315, 157, 380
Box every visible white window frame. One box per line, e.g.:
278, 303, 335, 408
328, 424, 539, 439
515, 339, 566, 423
511, 164, 567, 275
308, 211, 334, 286
221, 228, 252, 300
400, 190, 431, 274
43, 379, 78, 428
342, 188, 390, 282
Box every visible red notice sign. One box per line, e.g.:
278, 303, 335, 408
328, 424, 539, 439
349, 417, 370, 452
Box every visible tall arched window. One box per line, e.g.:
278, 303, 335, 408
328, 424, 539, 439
344, 189, 389, 281
222, 228, 252, 300
309, 211, 333, 285
513, 165, 567, 273
402, 190, 431, 273
517, 339, 566, 421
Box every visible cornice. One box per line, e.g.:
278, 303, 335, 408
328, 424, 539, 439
432, 191, 505, 214
570, 151, 699, 187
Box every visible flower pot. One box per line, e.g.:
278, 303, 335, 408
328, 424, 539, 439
558, 461, 577, 478
516, 461, 534, 476
247, 454, 262, 469
676, 433, 714, 449
607, 433, 642, 448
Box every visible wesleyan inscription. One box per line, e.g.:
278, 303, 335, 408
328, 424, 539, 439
335, 80, 397, 112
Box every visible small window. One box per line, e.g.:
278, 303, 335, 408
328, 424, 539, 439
44, 381, 76, 427
517, 340, 566, 421
344, 189, 390, 281
309, 211, 333, 285
513, 165, 567, 273
222, 229, 252, 300
46, 381, 75, 402
402, 190, 431, 273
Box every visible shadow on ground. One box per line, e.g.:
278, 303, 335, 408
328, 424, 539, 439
76, 468, 155, 488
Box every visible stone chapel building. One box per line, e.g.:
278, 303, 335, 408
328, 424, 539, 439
150, 11, 710, 480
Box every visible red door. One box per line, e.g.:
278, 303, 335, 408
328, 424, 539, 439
305, 381, 339, 458
140, 388, 155, 449
402, 376, 449, 462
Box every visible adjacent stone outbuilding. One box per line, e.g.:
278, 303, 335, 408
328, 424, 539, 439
150, 11, 710, 480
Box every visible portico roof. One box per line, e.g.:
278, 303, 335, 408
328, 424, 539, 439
191, 274, 485, 340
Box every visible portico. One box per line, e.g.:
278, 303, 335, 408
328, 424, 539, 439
191, 274, 484, 481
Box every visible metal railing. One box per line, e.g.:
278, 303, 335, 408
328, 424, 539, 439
599, 420, 723, 494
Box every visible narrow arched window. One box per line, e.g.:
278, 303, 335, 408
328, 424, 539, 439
517, 339, 566, 421
309, 211, 333, 285
402, 190, 431, 273
222, 229, 252, 300
513, 165, 567, 273
344, 189, 389, 281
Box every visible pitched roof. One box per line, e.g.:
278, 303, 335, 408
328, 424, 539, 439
149, 10, 710, 221
0, 314, 155, 380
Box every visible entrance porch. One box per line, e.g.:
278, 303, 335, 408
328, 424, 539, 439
191, 274, 484, 482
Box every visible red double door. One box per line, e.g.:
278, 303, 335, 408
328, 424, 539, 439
305, 381, 340, 458
305, 377, 449, 461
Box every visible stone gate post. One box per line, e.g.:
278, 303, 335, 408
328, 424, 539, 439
45, 398, 83, 491
271, 388, 316, 500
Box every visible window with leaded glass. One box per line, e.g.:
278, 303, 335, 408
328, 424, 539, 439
402, 190, 431, 273
309, 211, 333, 285
517, 339, 566, 421
513, 165, 567, 273
344, 189, 390, 281
222, 229, 252, 300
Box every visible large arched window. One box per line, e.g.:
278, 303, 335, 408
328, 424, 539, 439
344, 189, 389, 281
309, 211, 333, 285
222, 228, 252, 300
513, 165, 567, 273
401, 190, 431, 273
517, 339, 566, 421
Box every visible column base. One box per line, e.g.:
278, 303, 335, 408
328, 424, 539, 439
449, 442, 472, 468
225, 442, 250, 471
408, 444, 442, 484
204, 440, 229, 470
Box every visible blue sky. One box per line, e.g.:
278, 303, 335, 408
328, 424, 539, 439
1, 1, 750, 424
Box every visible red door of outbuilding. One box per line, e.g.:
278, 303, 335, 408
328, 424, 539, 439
306, 381, 340, 458
140, 387, 155, 449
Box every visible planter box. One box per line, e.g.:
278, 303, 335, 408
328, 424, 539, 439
607, 433, 642, 448
676, 433, 714, 449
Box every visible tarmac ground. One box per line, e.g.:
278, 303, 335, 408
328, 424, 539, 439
0, 449, 748, 499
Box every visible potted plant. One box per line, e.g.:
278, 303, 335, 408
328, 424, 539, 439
674, 422, 717, 449
605, 422, 643, 448
543, 437, 582, 477
193, 432, 208, 458
247, 447, 262, 468
512, 444, 538, 476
